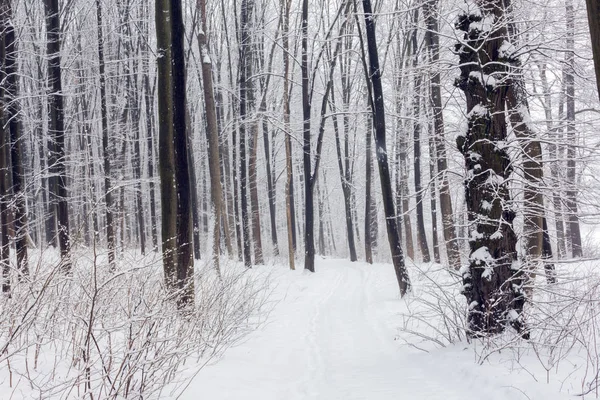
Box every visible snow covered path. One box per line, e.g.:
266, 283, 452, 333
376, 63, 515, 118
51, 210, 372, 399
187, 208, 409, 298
179, 259, 571, 400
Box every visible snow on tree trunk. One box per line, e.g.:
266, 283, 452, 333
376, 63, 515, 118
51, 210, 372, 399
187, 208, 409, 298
455, 0, 526, 337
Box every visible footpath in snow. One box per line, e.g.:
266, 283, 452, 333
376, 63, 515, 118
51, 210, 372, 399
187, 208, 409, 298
178, 258, 572, 400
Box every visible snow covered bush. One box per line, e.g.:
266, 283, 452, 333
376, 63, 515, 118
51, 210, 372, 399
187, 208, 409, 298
398, 263, 467, 349
0, 248, 269, 399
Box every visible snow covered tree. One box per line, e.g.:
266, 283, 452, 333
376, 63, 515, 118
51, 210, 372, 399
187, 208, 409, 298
455, 0, 526, 337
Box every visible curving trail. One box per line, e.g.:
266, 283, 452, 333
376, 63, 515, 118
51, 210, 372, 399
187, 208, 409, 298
180, 259, 571, 400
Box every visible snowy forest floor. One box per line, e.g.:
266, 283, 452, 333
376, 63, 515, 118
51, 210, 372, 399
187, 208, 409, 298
2, 254, 596, 399
175, 259, 577, 400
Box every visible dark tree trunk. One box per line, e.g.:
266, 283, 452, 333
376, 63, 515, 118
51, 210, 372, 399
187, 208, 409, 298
455, 1, 526, 337
156, 0, 194, 306
95, 0, 116, 269
45, 0, 71, 270
365, 104, 375, 264
362, 0, 410, 296
4, 4, 28, 276
262, 118, 279, 257
0, 14, 9, 293
239, 0, 254, 268
301, 0, 315, 272
565, 0, 582, 258
586, 0, 600, 101
188, 135, 202, 260
171, 0, 194, 305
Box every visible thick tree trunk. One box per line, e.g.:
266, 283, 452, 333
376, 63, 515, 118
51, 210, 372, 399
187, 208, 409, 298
455, 1, 526, 337
171, 0, 195, 305
45, 0, 71, 271
156, 0, 194, 306
362, 0, 410, 296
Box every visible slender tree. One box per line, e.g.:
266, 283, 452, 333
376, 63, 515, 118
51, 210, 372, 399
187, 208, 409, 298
44, 0, 71, 270
95, 0, 116, 269
239, 0, 254, 268
197, 0, 225, 273
4, 1, 28, 276
0, 4, 10, 293
423, 0, 461, 269
362, 0, 410, 296
564, 0, 582, 257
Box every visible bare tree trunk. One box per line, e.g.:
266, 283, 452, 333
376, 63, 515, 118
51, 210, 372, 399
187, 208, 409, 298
4, 3, 28, 276
428, 120, 441, 264
0, 16, 9, 293
249, 122, 264, 264
365, 102, 375, 264
411, 18, 430, 263
585, 0, 600, 100
156, 0, 194, 306
362, 0, 410, 296
537, 60, 567, 258
45, 0, 71, 271
188, 133, 201, 260
142, 26, 158, 251
239, 0, 254, 268
282, 0, 295, 270
301, 0, 316, 272
95, 0, 116, 268
197, 0, 224, 272
564, 0, 582, 258
423, 0, 460, 269
171, 0, 195, 305
331, 91, 357, 262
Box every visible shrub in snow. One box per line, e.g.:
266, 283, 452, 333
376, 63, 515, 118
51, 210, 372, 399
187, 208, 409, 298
0, 248, 269, 399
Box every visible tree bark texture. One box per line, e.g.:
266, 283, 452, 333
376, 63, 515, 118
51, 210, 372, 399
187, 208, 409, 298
95, 0, 116, 269
45, 0, 71, 271
455, 1, 526, 337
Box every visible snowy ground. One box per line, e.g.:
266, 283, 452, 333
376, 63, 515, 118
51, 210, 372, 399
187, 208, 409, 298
173, 258, 575, 400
